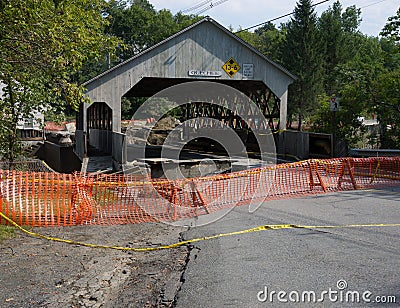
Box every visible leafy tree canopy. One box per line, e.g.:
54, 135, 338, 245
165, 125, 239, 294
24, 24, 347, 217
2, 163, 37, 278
106, 0, 201, 62
0, 0, 118, 160
237, 1, 398, 148
380, 7, 400, 48
281, 0, 325, 130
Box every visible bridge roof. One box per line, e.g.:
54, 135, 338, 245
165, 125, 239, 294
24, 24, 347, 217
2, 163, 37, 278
83, 17, 296, 102
84, 17, 296, 89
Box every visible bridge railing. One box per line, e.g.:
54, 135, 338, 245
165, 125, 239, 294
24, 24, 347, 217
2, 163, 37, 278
349, 148, 400, 157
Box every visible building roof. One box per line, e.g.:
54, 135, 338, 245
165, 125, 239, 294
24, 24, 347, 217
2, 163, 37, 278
83, 17, 296, 87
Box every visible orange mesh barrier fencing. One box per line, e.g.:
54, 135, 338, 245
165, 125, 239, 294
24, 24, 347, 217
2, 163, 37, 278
1, 157, 399, 226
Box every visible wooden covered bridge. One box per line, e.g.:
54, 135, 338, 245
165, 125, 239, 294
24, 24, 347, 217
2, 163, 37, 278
75, 17, 296, 167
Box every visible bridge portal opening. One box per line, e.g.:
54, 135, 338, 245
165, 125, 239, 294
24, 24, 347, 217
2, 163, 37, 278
86, 102, 113, 154
124, 77, 281, 132
122, 78, 281, 177
123, 77, 281, 154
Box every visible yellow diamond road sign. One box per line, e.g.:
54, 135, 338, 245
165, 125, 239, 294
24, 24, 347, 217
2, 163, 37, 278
222, 57, 240, 77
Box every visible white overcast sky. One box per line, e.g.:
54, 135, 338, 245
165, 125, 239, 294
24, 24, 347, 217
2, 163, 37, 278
149, 0, 399, 36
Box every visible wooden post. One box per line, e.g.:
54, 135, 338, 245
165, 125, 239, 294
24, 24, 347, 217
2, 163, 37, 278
308, 160, 327, 192
346, 159, 358, 190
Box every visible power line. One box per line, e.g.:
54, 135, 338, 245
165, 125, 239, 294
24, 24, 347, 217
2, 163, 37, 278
236, 0, 331, 33
313, 0, 392, 15
194, 0, 230, 15
181, 0, 230, 15
181, 0, 213, 13
359, 0, 392, 9
237, 0, 394, 33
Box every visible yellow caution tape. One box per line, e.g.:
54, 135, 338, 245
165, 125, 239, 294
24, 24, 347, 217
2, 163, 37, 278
370, 161, 381, 184
1, 211, 399, 252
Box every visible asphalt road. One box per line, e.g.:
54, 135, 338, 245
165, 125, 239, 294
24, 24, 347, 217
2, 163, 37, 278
175, 187, 400, 307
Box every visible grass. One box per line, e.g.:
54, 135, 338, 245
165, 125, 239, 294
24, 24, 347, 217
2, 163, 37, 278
0, 225, 16, 243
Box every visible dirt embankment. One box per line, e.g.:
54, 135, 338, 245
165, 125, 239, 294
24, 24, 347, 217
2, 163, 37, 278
0, 223, 189, 308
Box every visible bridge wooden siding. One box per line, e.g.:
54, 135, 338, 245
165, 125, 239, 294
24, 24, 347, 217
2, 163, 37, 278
78, 17, 296, 163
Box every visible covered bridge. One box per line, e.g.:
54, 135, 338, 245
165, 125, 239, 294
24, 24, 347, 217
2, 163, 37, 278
75, 17, 296, 164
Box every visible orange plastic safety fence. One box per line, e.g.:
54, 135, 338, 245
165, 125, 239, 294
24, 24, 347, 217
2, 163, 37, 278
1, 157, 399, 226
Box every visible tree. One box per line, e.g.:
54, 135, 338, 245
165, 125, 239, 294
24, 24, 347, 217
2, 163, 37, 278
236, 29, 260, 50
373, 70, 400, 148
0, 0, 118, 161
341, 5, 362, 33
318, 2, 362, 94
373, 8, 400, 148
254, 22, 286, 64
318, 1, 343, 94
236, 23, 285, 65
280, 0, 325, 130
106, 0, 156, 60
339, 6, 364, 66
106, 0, 201, 62
313, 34, 387, 146
380, 7, 400, 48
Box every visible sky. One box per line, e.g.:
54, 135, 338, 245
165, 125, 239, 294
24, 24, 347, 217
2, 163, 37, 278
149, 0, 399, 36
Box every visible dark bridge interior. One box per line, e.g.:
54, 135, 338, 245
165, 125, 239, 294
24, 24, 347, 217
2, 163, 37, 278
123, 77, 281, 131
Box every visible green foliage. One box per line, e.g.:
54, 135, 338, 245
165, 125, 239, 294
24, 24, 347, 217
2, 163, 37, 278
372, 70, 400, 148
255, 23, 286, 64
309, 3, 400, 148
318, 2, 362, 94
372, 8, 400, 148
121, 97, 133, 120
380, 38, 400, 70
0, 0, 118, 161
236, 30, 259, 48
0, 225, 16, 243
280, 0, 325, 130
380, 7, 400, 48
121, 97, 147, 120
121, 96, 182, 120
235, 1, 400, 149
313, 34, 386, 146
236, 23, 284, 64
341, 5, 362, 33
106, 0, 201, 62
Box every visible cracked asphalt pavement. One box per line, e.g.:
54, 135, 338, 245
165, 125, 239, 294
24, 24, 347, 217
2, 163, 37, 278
0, 223, 189, 307
175, 187, 400, 307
